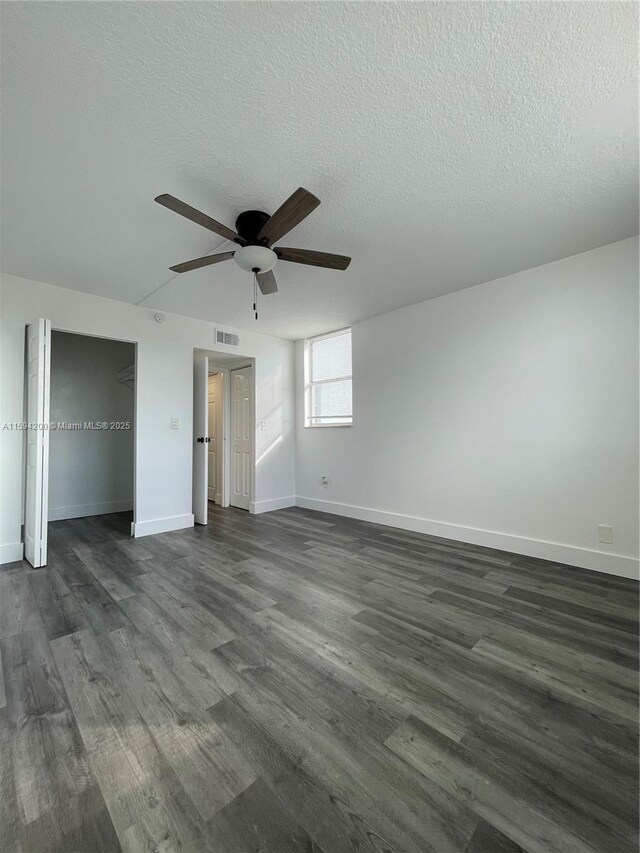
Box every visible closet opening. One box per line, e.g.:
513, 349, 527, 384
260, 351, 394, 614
45, 330, 135, 544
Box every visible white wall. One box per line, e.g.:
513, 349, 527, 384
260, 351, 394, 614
2, 239, 637, 576
0, 273, 295, 563
295, 237, 639, 578
48, 331, 135, 520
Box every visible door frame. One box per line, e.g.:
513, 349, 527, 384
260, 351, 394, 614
207, 371, 225, 506
207, 369, 224, 506
206, 364, 232, 508
192, 353, 209, 524
192, 352, 256, 516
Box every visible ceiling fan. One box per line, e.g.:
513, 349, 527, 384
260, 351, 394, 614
155, 187, 351, 297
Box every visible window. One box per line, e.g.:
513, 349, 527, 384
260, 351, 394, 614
305, 327, 352, 427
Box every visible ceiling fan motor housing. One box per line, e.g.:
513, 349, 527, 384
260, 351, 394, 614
233, 210, 277, 272
235, 210, 271, 244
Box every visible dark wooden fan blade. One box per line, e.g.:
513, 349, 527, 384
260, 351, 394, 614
155, 194, 245, 244
169, 251, 235, 273
257, 269, 278, 295
257, 187, 320, 245
275, 247, 351, 270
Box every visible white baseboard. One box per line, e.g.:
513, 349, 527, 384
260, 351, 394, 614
131, 514, 194, 538
294, 496, 639, 580
0, 541, 24, 565
250, 496, 296, 515
49, 499, 133, 522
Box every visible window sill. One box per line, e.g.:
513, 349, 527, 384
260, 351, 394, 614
304, 423, 353, 429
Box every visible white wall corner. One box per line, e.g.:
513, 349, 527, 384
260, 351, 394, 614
0, 541, 24, 566
294, 496, 640, 580
250, 496, 296, 514
131, 514, 194, 538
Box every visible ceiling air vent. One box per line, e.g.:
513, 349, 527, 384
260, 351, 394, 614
215, 329, 239, 347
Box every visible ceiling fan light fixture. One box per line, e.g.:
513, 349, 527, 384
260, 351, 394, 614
234, 245, 277, 273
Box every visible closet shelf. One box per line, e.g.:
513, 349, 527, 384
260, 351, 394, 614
117, 364, 135, 390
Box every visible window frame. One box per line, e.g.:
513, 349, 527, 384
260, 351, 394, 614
304, 327, 353, 428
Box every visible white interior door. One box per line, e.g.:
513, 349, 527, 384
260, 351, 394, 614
230, 366, 252, 511
192, 354, 208, 524
24, 318, 51, 567
207, 374, 219, 502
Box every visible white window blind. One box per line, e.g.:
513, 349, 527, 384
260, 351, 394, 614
305, 328, 352, 427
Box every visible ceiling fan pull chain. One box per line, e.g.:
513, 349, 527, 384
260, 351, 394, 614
253, 273, 258, 320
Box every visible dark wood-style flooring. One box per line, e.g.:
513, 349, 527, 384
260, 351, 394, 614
0, 505, 638, 853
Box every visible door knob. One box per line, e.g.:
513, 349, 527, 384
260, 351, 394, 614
196, 436, 205, 443
205, 437, 211, 443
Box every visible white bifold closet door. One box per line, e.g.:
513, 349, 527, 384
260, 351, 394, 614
24, 318, 51, 567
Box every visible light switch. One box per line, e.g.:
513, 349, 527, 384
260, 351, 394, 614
597, 524, 613, 544
170, 417, 180, 430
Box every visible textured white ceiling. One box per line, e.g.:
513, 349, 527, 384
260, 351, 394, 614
1, 2, 637, 340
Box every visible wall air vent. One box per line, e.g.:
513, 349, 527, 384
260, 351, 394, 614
215, 329, 239, 347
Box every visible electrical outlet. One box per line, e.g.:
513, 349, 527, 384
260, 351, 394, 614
170, 417, 180, 430
321, 475, 329, 488
597, 524, 613, 544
